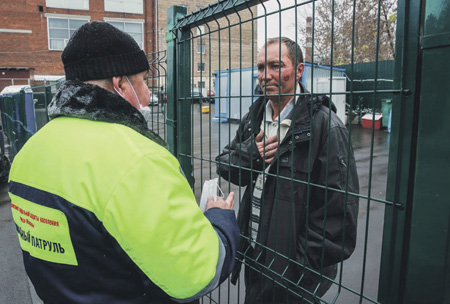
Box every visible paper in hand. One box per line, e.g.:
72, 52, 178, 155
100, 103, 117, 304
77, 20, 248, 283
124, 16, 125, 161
199, 178, 223, 212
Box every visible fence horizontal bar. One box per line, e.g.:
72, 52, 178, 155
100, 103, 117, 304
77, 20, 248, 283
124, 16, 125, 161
235, 249, 381, 304
421, 32, 450, 50
178, 90, 402, 100
182, 153, 403, 209
176, 1, 314, 41
175, 0, 261, 29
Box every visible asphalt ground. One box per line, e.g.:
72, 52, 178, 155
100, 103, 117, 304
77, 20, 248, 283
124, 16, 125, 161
0, 183, 35, 304
0, 103, 389, 304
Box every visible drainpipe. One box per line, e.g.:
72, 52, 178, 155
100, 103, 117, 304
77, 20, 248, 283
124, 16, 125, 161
155, 0, 158, 53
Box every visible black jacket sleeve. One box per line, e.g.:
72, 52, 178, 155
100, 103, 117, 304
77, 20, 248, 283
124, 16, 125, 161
203, 209, 240, 283
215, 113, 264, 186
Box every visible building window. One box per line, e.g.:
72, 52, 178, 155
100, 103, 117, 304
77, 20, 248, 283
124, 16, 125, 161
197, 63, 205, 72
106, 21, 144, 49
46, 0, 89, 10
197, 44, 205, 54
47, 17, 89, 50
196, 25, 205, 36
198, 81, 205, 89
105, 0, 143, 14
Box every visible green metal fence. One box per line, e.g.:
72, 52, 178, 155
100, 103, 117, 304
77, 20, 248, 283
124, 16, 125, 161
1, 0, 449, 302
167, 1, 388, 303
0, 81, 59, 161
147, 50, 169, 140
338, 60, 394, 113
166, 0, 449, 303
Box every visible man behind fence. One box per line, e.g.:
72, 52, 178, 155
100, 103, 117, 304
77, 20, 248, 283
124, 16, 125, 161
9, 21, 239, 303
216, 37, 359, 303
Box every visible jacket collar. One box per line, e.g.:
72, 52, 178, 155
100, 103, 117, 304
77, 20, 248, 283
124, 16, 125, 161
250, 82, 336, 134
48, 80, 167, 148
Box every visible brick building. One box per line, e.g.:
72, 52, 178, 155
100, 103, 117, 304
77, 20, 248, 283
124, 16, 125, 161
0, 0, 157, 92
0, 0, 257, 94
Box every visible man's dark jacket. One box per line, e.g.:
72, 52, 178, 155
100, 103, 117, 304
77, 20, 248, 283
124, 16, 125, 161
216, 84, 359, 302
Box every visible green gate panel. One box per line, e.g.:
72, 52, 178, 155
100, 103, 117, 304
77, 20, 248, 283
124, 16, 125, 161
405, 45, 450, 304
378, 0, 422, 301
404, 0, 450, 303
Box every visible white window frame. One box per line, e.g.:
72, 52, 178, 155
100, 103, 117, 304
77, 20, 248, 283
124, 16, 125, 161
198, 81, 205, 89
197, 44, 206, 54
104, 0, 143, 14
46, 0, 89, 10
104, 18, 145, 50
46, 14, 90, 51
197, 62, 205, 72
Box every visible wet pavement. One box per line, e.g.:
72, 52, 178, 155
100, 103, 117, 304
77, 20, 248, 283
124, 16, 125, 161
0, 103, 390, 303
0, 183, 34, 304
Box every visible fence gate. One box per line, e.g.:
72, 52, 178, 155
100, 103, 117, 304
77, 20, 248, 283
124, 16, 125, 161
0, 0, 447, 302
165, 0, 450, 303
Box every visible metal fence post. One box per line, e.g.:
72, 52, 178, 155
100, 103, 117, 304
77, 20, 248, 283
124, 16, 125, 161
167, 5, 193, 187
176, 14, 193, 188
166, 5, 186, 155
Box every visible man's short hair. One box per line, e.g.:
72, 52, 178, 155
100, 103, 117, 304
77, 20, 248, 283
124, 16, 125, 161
264, 37, 304, 66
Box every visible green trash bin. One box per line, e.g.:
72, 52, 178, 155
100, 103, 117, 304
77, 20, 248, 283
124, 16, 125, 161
381, 99, 392, 128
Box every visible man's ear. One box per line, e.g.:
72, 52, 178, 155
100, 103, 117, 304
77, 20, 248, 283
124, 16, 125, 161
296, 63, 304, 82
112, 76, 123, 93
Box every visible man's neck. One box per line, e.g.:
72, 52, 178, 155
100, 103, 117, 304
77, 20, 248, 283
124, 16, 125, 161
268, 84, 301, 120
269, 97, 292, 121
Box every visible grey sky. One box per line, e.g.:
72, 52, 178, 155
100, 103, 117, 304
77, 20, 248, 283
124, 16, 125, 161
257, 0, 311, 49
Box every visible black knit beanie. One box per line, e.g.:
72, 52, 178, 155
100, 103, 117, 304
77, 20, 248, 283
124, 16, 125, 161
62, 21, 150, 81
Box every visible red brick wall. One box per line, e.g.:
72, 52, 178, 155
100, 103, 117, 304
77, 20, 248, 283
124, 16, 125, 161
0, 0, 155, 79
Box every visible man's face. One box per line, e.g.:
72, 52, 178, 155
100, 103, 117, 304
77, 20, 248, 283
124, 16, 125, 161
257, 43, 304, 100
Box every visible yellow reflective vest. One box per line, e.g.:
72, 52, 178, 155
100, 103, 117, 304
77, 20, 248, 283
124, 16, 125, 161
9, 81, 239, 303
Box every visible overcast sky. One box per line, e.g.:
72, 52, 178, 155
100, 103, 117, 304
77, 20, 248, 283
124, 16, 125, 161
257, 0, 311, 49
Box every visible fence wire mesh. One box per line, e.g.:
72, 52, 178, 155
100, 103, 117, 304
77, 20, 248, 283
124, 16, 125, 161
0, 1, 410, 302
170, 1, 398, 303
146, 50, 169, 140
0, 81, 60, 161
